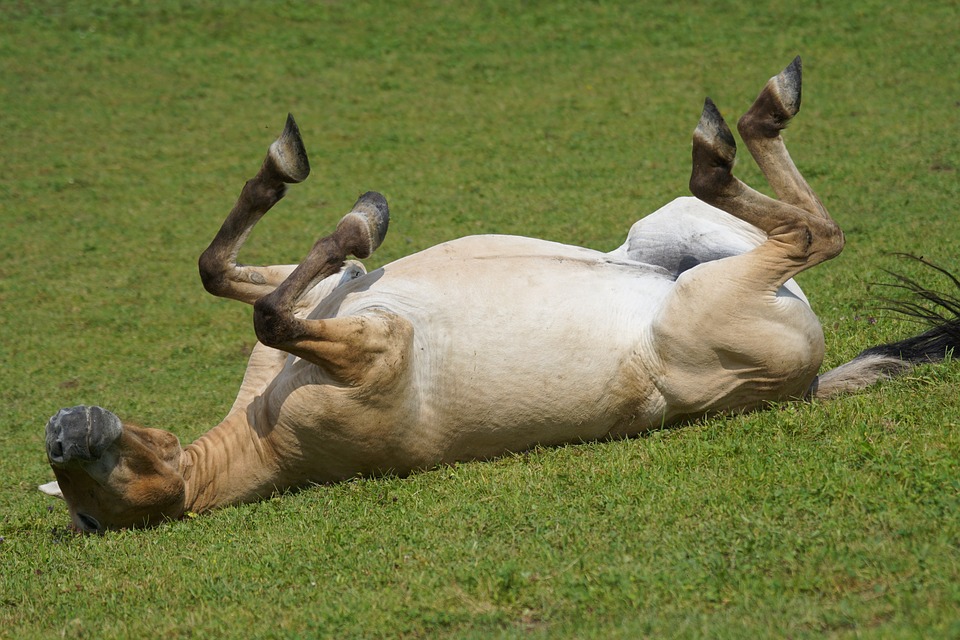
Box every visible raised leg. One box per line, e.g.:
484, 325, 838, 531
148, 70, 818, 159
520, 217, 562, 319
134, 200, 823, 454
736, 57, 828, 219
252, 191, 401, 384
688, 59, 843, 287
198, 114, 311, 305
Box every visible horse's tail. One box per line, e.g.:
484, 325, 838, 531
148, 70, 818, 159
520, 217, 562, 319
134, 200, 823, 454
810, 255, 960, 400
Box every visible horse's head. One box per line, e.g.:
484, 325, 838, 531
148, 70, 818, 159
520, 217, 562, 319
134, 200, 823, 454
43, 406, 186, 532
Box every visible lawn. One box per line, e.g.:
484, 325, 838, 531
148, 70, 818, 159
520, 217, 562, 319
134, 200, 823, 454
1, 1, 958, 638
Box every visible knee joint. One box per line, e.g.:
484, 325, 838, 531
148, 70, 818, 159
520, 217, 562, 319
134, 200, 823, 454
253, 294, 299, 347
198, 249, 230, 296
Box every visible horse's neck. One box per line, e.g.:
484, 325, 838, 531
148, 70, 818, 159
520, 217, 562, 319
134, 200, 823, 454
180, 410, 280, 513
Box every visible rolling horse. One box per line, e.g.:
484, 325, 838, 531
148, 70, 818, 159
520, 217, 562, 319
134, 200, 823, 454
41, 58, 960, 532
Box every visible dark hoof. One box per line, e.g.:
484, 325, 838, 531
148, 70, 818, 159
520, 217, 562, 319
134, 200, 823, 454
694, 98, 737, 166
737, 57, 802, 139
774, 56, 802, 118
268, 113, 311, 183
338, 191, 390, 259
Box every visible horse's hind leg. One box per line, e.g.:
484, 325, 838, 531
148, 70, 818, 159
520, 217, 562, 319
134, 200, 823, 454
688, 63, 843, 287
650, 62, 845, 415
198, 114, 311, 305
252, 192, 406, 385
736, 57, 828, 220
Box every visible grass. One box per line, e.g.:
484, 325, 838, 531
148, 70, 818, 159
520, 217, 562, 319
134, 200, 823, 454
2, 0, 959, 637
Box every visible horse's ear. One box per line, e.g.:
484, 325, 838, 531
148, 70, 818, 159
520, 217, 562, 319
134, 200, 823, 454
38, 481, 64, 499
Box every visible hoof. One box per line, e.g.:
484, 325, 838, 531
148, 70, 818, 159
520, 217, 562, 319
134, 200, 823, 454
267, 113, 311, 184
738, 56, 802, 139
771, 56, 802, 119
694, 98, 737, 166
337, 191, 390, 259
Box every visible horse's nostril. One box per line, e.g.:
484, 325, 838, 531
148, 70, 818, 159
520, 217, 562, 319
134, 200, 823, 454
49, 439, 63, 460
76, 513, 101, 532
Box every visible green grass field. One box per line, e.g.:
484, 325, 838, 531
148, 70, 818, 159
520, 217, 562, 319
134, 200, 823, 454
2, 1, 959, 637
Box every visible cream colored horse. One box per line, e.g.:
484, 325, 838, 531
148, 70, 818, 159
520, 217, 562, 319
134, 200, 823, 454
41, 58, 958, 532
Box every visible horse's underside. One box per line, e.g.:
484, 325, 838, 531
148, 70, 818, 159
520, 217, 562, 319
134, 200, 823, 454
41, 58, 960, 532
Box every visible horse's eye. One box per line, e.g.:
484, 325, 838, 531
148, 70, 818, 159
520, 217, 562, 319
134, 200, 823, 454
76, 513, 101, 532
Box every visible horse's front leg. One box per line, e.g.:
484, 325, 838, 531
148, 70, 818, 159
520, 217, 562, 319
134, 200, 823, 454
252, 191, 411, 387
198, 114, 311, 305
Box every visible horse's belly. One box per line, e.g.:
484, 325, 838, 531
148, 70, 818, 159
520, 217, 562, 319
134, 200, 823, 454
318, 237, 675, 459
242, 235, 681, 476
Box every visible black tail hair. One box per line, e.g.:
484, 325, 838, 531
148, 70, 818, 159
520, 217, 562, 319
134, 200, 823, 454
811, 255, 960, 399
868, 254, 960, 360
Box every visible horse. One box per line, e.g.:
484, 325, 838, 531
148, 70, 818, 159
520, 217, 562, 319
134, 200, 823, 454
41, 57, 960, 532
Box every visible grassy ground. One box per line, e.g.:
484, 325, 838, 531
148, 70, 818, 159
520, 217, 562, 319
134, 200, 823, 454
2, 1, 959, 637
